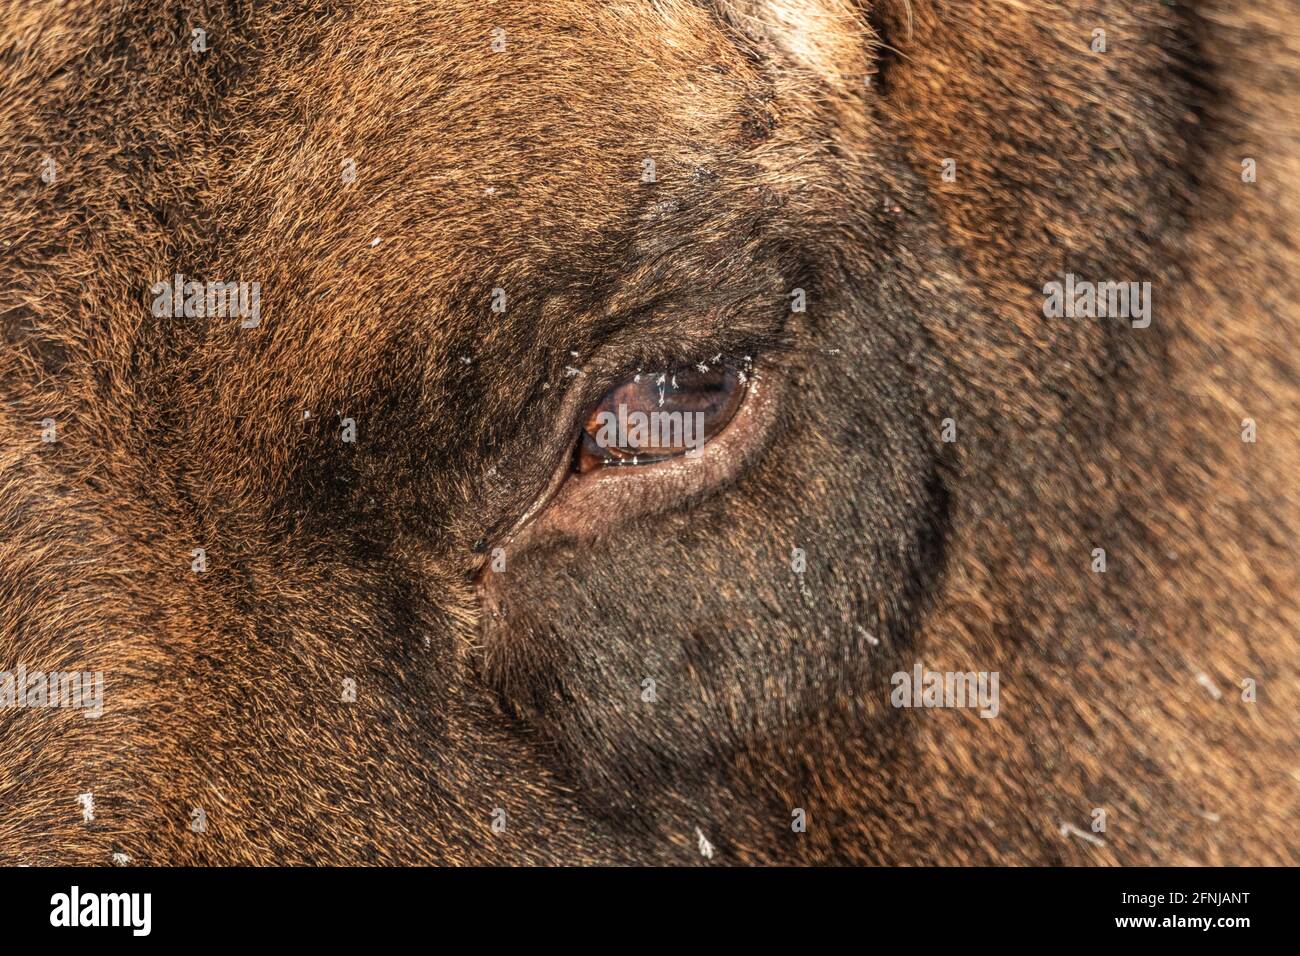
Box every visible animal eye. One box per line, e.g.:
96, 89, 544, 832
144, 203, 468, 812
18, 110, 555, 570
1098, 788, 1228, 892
575, 363, 747, 472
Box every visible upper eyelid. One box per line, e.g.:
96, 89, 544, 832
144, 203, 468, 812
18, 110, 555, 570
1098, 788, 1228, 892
556, 290, 794, 381
563, 318, 791, 392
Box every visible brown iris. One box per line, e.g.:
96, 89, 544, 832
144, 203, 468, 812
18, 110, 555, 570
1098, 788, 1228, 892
575, 364, 747, 473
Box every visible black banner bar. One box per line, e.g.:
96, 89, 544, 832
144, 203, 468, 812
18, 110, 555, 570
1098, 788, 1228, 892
0, 865, 1281, 943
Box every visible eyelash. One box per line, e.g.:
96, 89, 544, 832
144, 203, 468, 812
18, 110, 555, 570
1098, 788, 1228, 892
567, 324, 801, 402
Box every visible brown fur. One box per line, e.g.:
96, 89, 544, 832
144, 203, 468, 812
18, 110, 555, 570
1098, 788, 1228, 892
0, 0, 1296, 864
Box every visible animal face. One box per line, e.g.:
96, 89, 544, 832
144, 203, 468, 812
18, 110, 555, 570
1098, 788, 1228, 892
1, 0, 1296, 865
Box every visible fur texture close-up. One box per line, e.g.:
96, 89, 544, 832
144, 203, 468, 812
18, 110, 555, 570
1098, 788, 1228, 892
0, 0, 1297, 867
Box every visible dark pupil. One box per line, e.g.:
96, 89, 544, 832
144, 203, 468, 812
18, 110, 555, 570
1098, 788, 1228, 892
576, 365, 744, 471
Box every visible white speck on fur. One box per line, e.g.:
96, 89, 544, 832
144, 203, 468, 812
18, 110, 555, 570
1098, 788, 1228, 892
564, 365, 582, 377
857, 626, 880, 646
695, 827, 715, 859
369, 237, 382, 247
78, 792, 95, 823
1058, 821, 1105, 847
111, 852, 132, 866
1195, 672, 1224, 700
